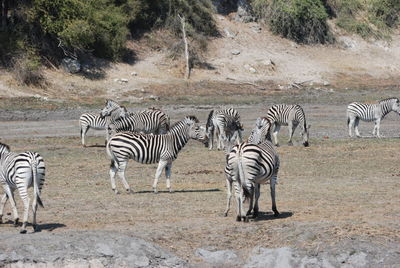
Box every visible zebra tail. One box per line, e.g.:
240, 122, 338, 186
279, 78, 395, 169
31, 160, 44, 208
237, 149, 251, 199
106, 139, 119, 170
347, 117, 350, 126
206, 110, 214, 132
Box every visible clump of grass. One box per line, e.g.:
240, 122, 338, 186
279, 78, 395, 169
12, 53, 45, 87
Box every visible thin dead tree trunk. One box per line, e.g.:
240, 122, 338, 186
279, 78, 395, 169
1, 0, 8, 30
178, 14, 190, 79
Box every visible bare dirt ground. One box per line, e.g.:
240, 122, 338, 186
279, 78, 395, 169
0, 88, 400, 267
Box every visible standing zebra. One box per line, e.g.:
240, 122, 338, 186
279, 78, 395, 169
347, 97, 400, 138
106, 116, 207, 194
0, 143, 45, 233
223, 117, 273, 218
206, 108, 243, 150
79, 106, 128, 147
266, 104, 310, 147
101, 101, 170, 136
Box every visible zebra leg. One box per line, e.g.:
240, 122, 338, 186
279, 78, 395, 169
272, 124, 281, 146
109, 159, 119, 194
31, 194, 39, 232
165, 162, 173, 193
3, 187, 19, 225
235, 185, 244, 222
19, 188, 30, 234
153, 160, 168, 193
117, 161, 131, 193
208, 129, 214, 150
224, 176, 233, 217
270, 176, 280, 216
253, 184, 261, 219
375, 119, 382, 138
0, 193, 8, 223
217, 126, 225, 150
354, 118, 361, 138
81, 125, 89, 147
287, 122, 295, 146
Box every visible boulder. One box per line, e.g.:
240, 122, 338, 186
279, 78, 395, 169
61, 58, 81, 73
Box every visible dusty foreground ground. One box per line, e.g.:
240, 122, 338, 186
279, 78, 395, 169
0, 89, 400, 267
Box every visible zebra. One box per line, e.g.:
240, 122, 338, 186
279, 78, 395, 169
206, 108, 243, 150
347, 97, 400, 138
223, 117, 273, 218
101, 101, 170, 136
266, 104, 310, 147
79, 106, 128, 147
0, 143, 45, 233
106, 116, 207, 194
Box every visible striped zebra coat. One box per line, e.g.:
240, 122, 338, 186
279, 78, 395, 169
266, 104, 310, 147
224, 118, 280, 221
101, 100, 170, 136
347, 97, 400, 138
79, 105, 128, 146
206, 108, 243, 150
0, 143, 45, 233
106, 116, 207, 194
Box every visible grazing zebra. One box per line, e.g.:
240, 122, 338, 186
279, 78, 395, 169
206, 108, 243, 150
223, 117, 273, 218
266, 104, 310, 147
79, 106, 128, 146
101, 101, 170, 135
347, 97, 400, 138
0, 143, 45, 233
106, 116, 207, 194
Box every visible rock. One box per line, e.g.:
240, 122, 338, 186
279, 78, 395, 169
338, 37, 357, 49
130, 71, 138, 76
61, 58, 81, 73
235, 0, 255, 22
245, 247, 295, 268
347, 252, 367, 267
231, 50, 241, 55
195, 248, 240, 265
323, 81, 330, 86
96, 243, 113, 257
114, 78, 129, 84
244, 64, 257, 73
224, 28, 237, 38
251, 24, 262, 33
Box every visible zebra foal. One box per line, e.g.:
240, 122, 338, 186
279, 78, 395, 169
0, 143, 45, 233
106, 116, 207, 194
225, 118, 280, 222
347, 97, 400, 138
266, 104, 310, 147
206, 108, 243, 150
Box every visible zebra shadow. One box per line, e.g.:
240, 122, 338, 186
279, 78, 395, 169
85, 144, 106, 148
0, 221, 66, 232
135, 188, 221, 194
254, 211, 293, 222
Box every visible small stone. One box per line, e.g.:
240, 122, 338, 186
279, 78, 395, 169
224, 28, 237, 38
231, 50, 241, 55
323, 81, 330, 86
61, 58, 81, 73
131, 72, 138, 76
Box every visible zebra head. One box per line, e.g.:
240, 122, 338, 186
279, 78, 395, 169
391, 98, 400, 114
248, 117, 272, 145
100, 99, 121, 118
100, 105, 128, 119
185, 116, 208, 145
0, 142, 10, 155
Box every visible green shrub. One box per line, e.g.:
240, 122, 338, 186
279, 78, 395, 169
267, 0, 333, 44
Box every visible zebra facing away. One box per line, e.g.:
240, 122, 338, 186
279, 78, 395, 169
106, 116, 207, 194
101, 100, 170, 136
266, 104, 310, 147
206, 108, 243, 151
347, 97, 400, 138
224, 117, 277, 220
0, 143, 45, 233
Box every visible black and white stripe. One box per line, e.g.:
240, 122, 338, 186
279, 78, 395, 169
223, 117, 274, 219
101, 100, 170, 136
206, 108, 243, 150
106, 116, 206, 194
266, 104, 310, 147
0, 143, 45, 233
347, 97, 400, 138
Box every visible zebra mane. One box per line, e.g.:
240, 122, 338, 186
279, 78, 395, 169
379, 97, 399, 104
0, 142, 10, 154
169, 116, 199, 129
206, 110, 214, 132
105, 99, 120, 107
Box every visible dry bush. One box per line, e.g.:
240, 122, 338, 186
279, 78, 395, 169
12, 54, 45, 87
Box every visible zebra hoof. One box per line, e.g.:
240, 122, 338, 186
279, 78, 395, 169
236, 216, 241, 222
113, 189, 120, 195
0, 216, 2, 224
33, 224, 38, 232
303, 141, 309, 147
153, 188, 158, 194
20, 229, 27, 234
223, 212, 228, 217
273, 211, 280, 217
14, 218, 19, 226
243, 216, 249, 223
288, 142, 293, 146
126, 189, 132, 194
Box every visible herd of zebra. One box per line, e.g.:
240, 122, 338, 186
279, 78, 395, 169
0, 97, 399, 233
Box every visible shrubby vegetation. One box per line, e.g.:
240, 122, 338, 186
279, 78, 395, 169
0, 0, 217, 82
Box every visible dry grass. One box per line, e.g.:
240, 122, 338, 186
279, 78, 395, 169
1, 134, 399, 261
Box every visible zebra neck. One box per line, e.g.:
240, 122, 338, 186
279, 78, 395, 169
169, 125, 190, 152
380, 101, 393, 117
